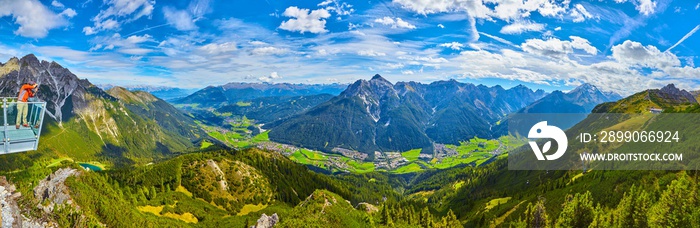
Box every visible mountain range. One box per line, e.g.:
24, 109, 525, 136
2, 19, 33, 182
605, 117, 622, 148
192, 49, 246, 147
519, 83, 622, 113
268, 75, 547, 154
98, 84, 199, 101
174, 82, 347, 108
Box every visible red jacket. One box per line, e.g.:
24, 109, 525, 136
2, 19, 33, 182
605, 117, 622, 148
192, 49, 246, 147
18, 84, 37, 102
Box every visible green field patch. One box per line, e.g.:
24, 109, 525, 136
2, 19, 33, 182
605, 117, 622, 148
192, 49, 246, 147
393, 163, 423, 174
237, 204, 268, 216
138, 204, 198, 223
290, 150, 310, 164
485, 197, 512, 211
348, 160, 375, 173
401, 149, 422, 162
236, 101, 252, 107
251, 131, 269, 143
301, 149, 326, 160
47, 157, 74, 168
200, 140, 213, 149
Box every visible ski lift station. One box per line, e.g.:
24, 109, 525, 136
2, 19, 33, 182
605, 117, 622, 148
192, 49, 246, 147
0, 97, 46, 154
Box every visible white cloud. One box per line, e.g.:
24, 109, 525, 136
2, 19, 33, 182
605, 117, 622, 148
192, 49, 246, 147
0, 0, 75, 38
374, 17, 417, 29
319, 0, 354, 17
118, 48, 152, 55
613, 0, 659, 16
163, 0, 212, 31
554, 26, 562, 31
279, 6, 331, 34
392, 0, 569, 21
391, 0, 494, 18
439, 42, 465, 50
251, 47, 290, 56
51, 0, 64, 8
696, 3, 700, 10
386, 63, 405, 69
479, 32, 517, 47
83, 0, 155, 35
521, 36, 597, 59
318, 0, 333, 6
89, 33, 154, 54
401, 70, 414, 75
60, 8, 77, 18
249, 41, 268, 46
569, 36, 598, 55
258, 72, 282, 83
437, 24, 445, 28
571, 4, 595, 22
500, 21, 545, 34
611, 40, 679, 69
357, 50, 386, 57
636, 0, 657, 16
164, 6, 197, 31
199, 42, 238, 55
125, 34, 152, 44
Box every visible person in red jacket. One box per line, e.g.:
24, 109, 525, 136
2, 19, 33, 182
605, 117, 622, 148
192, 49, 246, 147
16, 81, 38, 129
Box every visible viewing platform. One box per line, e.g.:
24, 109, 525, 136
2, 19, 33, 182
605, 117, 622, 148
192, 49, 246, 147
0, 97, 47, 155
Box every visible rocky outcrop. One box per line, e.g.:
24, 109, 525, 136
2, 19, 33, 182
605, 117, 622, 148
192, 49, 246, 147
206, 159, 228, 191
252, 213, 279, 228
0, 176, 55, 228
34, 168, 81, 214
356, 202, 379, 213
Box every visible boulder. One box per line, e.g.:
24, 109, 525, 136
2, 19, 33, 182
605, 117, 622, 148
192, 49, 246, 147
253, 213, 279, 228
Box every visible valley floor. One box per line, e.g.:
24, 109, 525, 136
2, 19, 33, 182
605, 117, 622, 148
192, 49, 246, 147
199, 118, 524, 174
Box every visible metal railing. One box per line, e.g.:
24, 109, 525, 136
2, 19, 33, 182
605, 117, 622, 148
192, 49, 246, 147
0, 97, 47, 154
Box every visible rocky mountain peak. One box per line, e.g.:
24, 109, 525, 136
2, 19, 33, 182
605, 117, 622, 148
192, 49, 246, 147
568, 83, 597, 95
659, 83, 696, 103
19, 54, 40, 65
660, 83, 680, 93
369, 74, 393, 87
511, 84, 527, 90
370, 74, 386, 81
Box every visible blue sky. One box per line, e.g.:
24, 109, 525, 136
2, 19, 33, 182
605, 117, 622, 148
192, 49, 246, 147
0, 0, 699, 95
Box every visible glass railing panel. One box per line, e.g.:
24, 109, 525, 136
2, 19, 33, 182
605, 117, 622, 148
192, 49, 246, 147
6, 100, 44, 142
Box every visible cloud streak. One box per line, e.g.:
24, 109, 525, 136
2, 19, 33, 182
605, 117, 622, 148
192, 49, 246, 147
665, 24, 700, 52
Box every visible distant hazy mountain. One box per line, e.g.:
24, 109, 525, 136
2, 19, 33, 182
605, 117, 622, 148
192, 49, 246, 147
98, 84, 198, 101
0, 54, 209, 165
174, 82, 348, 107
519, 83, 622, 114
268, 74, 546, 154
497, 83, 623, 133
216, 94, 335, 124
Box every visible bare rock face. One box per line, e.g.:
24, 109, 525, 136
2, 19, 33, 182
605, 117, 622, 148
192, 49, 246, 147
252, 213, 279, 228
0, 176, 53, 228
33, 168, 81, 214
